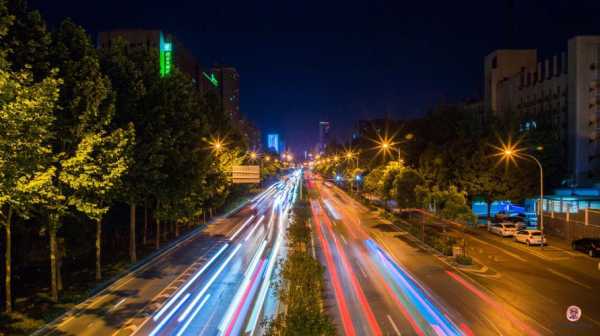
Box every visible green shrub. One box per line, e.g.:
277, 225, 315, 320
455, 255, 473, 265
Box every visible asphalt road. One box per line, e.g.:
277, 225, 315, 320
307, 172, 599, 335
41, 170, 301, 336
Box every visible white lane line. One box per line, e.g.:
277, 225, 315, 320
546, 268, 592, 290
480, 314, 504, 336
109, 298, 126, 312
468, 235, 527, 262
387, 314, 402, 336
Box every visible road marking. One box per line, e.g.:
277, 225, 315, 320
109, 298, 127, 312
467, 235, 527, 262
480, 314, 504, 336
387, 314, 402, 335
546, 268, 592, 290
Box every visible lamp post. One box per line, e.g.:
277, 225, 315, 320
502, 147, 545, 248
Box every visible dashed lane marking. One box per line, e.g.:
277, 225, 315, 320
387, 314, 402, 336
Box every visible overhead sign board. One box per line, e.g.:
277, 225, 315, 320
232, 165, 260, 184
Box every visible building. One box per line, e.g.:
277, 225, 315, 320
202, 66, 241, 121
484, 36, 600, 185
318, 121, 330, 154
267, 134, 280, 153
97, 29, 200, 83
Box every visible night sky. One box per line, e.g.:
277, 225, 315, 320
30, 0, 600, 154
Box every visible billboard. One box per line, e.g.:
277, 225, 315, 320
232, 165, 260, 184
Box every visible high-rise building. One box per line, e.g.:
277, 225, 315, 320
267, 134, 280, 153
97, 29, 200, 83
318, 121, 330, 153
202, 66, 240, 121
484, 36, 600, 184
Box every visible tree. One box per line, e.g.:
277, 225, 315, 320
2, 0, 51, 79
392, 168, 424, 208
0, 21, 60, 311
99, 38, 148, 262
59, 128, 134, 280
380, 161, 403, 203
363, 165, 385, 196
39, 18, 115, 299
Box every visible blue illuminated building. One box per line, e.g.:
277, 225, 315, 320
267, 134, 279, 153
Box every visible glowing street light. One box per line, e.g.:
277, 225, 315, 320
208, 136, 226, 154
497, 139, 545, 248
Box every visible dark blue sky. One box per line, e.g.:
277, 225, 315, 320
30, 0, 600, 153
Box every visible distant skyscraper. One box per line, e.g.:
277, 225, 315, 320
267, 134, 280, 153
204, 66, 240, 121
318, 121, 330, 153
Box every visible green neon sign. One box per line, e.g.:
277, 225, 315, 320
203, 72, 219, 87
160, 42, 172, 77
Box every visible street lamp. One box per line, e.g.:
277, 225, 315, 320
499, 142, 545, 248
208, 136, 226, 154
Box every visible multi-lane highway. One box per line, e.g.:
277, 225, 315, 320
307, 171, 556, 336
41, 170, 301, 336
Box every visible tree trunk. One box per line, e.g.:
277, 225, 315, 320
143, 201, 148, 245
49, 217, 58, 302
175, 222, 180, 237
4, 206, 13, 313
96, 218, 102, 281
57, 238, 63, 291
155, 199, 161, 249
130, 203, 137, 263
155, 218, 160, 250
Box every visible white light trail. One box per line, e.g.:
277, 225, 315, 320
149, 293, 190, 336
177, 244, 242, 322
153, 243, 229, 321
230, 215, 255, 241
244, 215, 265, 242
175, 294, 211, 336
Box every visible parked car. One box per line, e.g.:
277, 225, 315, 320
571, 238, 600, 257
506, 216, 527, 229
514, 230, 546, 246
488, 223, 517, 237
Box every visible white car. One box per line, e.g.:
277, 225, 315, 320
488, 223, 517, 237
514, 229, 546, 246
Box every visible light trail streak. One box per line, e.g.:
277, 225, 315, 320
229, 215, 255, 241
311, 201, 357, 336
244, 215, 265, 242
318, 202, 382, 335
175, 294, 210, 336
222, 259, 266, 336
149, 293, 190, 336
446, 270, 541, 336
152, 243, 229, 321
177, 244, 242, 322
323, 199, 342, 220
245, 174, 300, 333
367, 240, 462, 335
